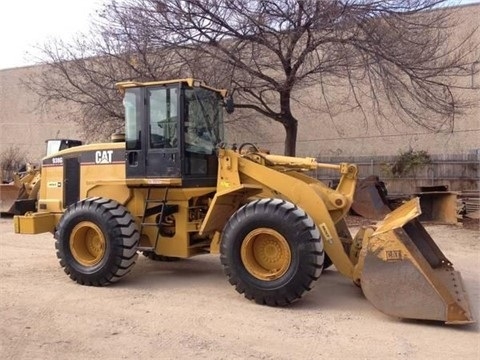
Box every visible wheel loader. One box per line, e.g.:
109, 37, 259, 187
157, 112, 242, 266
1, 139, 82, 215
14, 78, 473, 324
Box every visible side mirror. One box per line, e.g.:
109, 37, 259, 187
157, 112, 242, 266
225, 96, 235, 114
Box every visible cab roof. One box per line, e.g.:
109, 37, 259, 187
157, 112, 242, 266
115, 78, 228, 97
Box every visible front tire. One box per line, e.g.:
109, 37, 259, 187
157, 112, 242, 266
220, 198, 324, 306
55, 197, 139, 286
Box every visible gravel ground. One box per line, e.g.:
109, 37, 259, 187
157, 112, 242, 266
0, 217, 479, 360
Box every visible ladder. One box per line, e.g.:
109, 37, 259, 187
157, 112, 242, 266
138, 187, 170, 251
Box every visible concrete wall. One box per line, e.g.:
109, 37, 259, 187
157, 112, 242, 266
225, 4, 480, 157
0, 66, 82, 163
0, 4, 479, 163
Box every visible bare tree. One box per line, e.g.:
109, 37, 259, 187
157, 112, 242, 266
102, 0, 478, 155
29, 0, 478, 154
0, 146, 27, 182
26, 21, 190, 141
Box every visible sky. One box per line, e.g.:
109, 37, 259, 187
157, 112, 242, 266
0, 0, 104, 70
0, 0, 479, 70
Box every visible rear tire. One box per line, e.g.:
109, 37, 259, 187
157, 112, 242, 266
55, 197, 139, 286
220, 198, 324, 306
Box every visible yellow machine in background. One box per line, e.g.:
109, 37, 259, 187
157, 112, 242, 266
0, 165, 41, 215
14, 79, 473, 324
1, 139, 82, 216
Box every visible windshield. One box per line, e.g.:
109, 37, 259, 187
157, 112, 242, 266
184, 88, 224, 154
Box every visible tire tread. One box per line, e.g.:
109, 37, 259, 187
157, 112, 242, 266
220, 198, 324, 306
55, 198, 139, 286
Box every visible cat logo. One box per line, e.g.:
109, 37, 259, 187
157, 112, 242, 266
95, 150, 114, 164
385, 250, 403, 261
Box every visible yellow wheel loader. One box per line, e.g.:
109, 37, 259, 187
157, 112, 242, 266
0, 165, 40, 215
14, 79, 473, 324
1, 139, 82, 215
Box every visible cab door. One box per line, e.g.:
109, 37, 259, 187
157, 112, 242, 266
145, 86, 181, 178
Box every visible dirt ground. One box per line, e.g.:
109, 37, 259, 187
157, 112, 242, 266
0, 217, 479, 360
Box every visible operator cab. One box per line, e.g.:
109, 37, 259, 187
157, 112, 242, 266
118, 79, 227, 187
45, 139, 83, 157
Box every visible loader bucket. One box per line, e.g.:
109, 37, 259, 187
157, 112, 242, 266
352, 175, 391, 220
0, 184, 24, 214
357, 198, 474, 324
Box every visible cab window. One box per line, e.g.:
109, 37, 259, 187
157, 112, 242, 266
148, 87, 178, 148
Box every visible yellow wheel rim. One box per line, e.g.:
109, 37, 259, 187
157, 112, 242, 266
69, 221, 106, 267
240, 228, 291, 281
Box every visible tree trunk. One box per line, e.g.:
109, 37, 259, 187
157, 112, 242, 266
280, 90, 297, 156
283, 119, 298, 156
